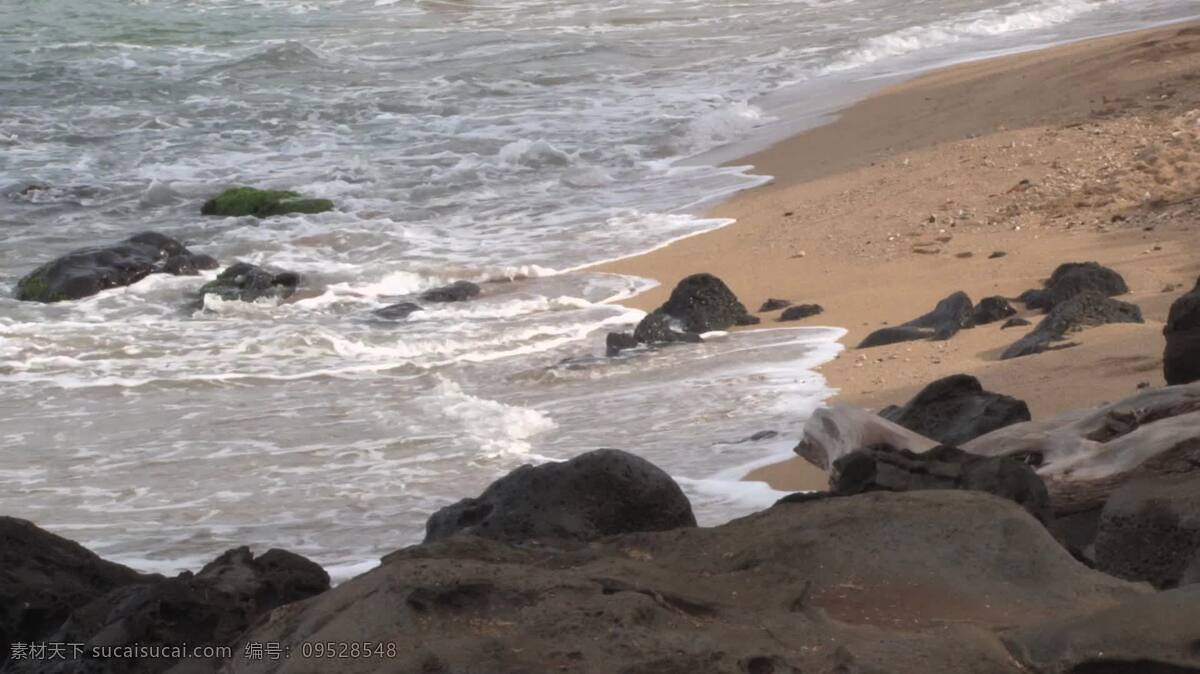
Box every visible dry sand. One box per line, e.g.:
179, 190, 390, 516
589, 22, 1200, 491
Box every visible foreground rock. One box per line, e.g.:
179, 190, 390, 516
609, 274, 757, 353
7, 547, 329, 674
1001, 290, 1143, 359
200, 187, 333, 218
794, 405, 937, 470
424, 449, 697, 544
858, 291, 974, 348
879, 374, 1031, 446
827, 443, 1050, 521
1164, 277, 1200, 385
227, 490, 1150, 674
197, 262, 300, 304
971, 296, 1017, 325
1094, 475, 1200, 589
1, 518, 148, 666
420, 280, 481, 303
1019, 261, 1129, 311
13, 232, 218, 303
778, 303, 823, 322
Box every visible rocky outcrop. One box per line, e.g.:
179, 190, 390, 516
197, 262, 300, 304
1019, 261, 1130, 311
373, 302, 422, 320
1094, 475, 1200, 589
225, 490, 1147, 674
759, 298, 791, 312
424, 449, 697, 544
1164, 277, 1200, 385
878, 374, 1031, 446
420, 280, 481, 303
858, 291, 974, 348
1001, 290, 1143, 359
200, 187, 333, 218
778, 304, 823, 322
794, 405, 938, 470
647, 273, 758, 334
828, 444, 1050, 521
1, 518, 149, 666
972, 296, 1017, 325
13, 232, 218, 303
7, 546, 329, 674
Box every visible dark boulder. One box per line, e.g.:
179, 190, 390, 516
632, 312, 701, 346
200, 187, 333, 218
1002, 290, 1143, 359
11, 546, 329, 674
858, 291, 974, 348
373, 302, 422, 320
198, 262, 300, 304
424, 448, 697, 544
878, 374, 1031, 446
778, 304, 824, 322
1164, 277, 1200, 385
1, 517, 148, 666
605, 331, 640, 356
1020, 262, 1129, 311
830, 444, 1050, 522
13, 232, 218, 303
1093, 475, 1200, 589
420, 280, 480, 303
654, 273, 758, 333
759, 298, 791, 312
972, 296, 1017, 325
1002, 317, 1032, 329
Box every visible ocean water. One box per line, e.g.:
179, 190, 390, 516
0, 0, 1193, 581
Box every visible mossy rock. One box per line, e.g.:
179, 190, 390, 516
15, 270, 69, 303
200, 187, 334, 218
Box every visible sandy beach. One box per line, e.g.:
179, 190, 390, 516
591, 22, 1200, 490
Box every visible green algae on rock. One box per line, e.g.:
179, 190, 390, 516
200, 187, 334, 218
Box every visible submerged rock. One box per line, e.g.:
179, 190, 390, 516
1001, 290, 1143, 359
858, 291, 974, 348
200, 187, 333, 218
1164, 277, 1200, 385
1094, 474, 1200, 589
605, 331, 640, 356
373, 302, 422, 320
1020, 261, 1129, 311
972, 296, 1017, 325
879, 374, 1031, 446
778, 303, 823, 322
631, 312, 701, 346
13, 231, 218, 303
424, 448, 697, 544
198, 262, 300, 304
420, 280, 481, 303
829, 443, 1050, 522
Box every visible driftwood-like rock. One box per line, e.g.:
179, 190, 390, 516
793, 405, 938, 470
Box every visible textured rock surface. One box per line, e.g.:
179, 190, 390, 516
829, 443, 1050, 521
197, 262, 300, 304
972, 296, 1018, 325
778, 304, 824, 322
878, 374, 1031, 446
200, 187, 333, 218
858, 291, 974, 348
424, 449, 697, 544
1, 517, 148, 666
13, 232, 217, 303
1020, 261, 1130, 311
1002, 290, 1143, 359
652, 273, 758, 333
1164, 277, 1200, 385
226, 491, 1147, 674
1094, 475, 1200, 589
420, 280, 481, 303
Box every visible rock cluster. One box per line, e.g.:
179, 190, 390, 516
607, 273, 756, 355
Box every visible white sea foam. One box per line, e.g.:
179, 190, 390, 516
424, 377, 557, 459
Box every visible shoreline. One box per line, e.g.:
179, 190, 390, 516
588, 20, 1200, 491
